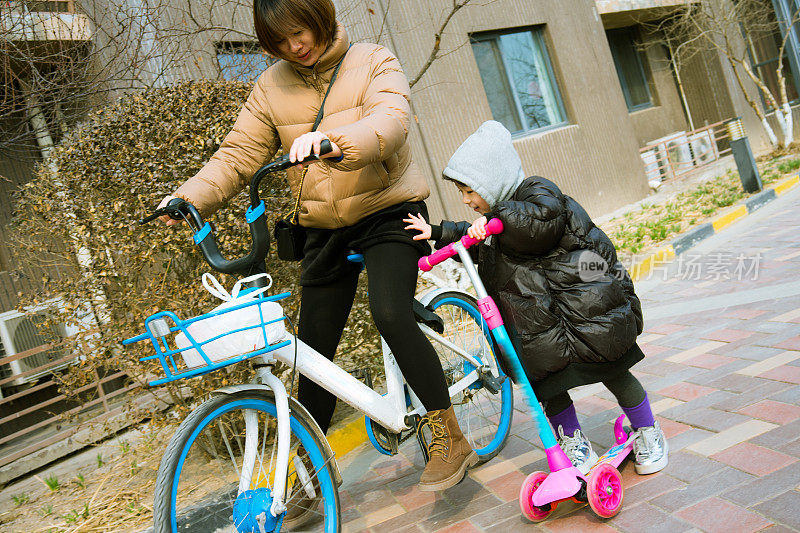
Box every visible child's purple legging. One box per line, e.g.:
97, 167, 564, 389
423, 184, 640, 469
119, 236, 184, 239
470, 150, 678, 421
545, 370, 655, 434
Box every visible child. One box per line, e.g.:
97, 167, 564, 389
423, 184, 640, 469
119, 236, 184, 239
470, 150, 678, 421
404, 121, 668, 475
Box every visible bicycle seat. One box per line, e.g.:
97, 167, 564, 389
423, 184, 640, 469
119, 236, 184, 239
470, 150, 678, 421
414, 299, 444, 334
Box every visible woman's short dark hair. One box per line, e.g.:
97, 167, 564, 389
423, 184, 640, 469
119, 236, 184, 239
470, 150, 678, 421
253, 0, 336, 59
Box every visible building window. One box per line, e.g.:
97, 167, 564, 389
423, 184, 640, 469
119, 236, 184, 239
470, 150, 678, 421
606, 27, 653, 112
470, 27, 567, 135
216, 42, 275, 82
746, 25, 800, 109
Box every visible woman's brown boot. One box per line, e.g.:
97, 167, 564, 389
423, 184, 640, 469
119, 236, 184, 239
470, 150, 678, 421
417, 405, 479, 491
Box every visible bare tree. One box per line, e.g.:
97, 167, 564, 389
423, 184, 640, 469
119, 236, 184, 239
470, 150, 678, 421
648, 0, 800, 148
2, 0, 477, 164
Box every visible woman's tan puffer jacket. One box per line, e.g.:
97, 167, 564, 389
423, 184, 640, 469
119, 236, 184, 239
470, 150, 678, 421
174, 23, 429, 229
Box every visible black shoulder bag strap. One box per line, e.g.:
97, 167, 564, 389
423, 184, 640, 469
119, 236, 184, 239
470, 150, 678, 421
291, 46, 351, 222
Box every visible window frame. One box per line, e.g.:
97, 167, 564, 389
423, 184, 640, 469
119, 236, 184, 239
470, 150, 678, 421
743, 25, 800, 111
470, 26, 569, 137
215, 41, 275, 82
606, 26, 654, 113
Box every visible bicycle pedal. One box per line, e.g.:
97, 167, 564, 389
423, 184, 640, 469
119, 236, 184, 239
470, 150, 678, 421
369, 418, 399, 455
477, 368, 506, 394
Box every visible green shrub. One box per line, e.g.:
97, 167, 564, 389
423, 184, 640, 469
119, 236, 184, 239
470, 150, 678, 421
11, 80, 380, 427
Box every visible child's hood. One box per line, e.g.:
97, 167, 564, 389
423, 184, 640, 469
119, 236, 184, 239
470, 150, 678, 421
442, 120, 526, 208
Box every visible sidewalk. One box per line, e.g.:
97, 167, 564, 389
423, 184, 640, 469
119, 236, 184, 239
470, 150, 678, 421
334, 183, 800, 531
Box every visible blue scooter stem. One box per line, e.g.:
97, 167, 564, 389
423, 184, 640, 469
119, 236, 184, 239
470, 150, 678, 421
489, 324, 558, 450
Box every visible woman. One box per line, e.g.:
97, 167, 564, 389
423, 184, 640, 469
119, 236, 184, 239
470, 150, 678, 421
158, 0, 476, 498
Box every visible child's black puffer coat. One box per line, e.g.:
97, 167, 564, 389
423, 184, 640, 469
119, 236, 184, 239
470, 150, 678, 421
437, 176, 644, 400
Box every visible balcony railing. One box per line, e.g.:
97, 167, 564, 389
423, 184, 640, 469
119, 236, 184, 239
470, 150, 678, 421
639, 120, 733, 186
4, 1, 75, 14
1, 0, 91, 41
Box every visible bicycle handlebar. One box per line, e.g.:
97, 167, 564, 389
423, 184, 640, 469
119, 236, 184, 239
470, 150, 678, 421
418, 217, 504, 272
141, 140, 333, 276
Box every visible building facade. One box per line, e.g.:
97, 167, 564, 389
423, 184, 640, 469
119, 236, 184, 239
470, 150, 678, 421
1, 0, 799, 475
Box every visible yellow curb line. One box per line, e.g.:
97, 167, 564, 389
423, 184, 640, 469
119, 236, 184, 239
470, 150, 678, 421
326, 415, 368, 460
711, 204, 747, 232
630, 246, 675, 282
772, 174, 800, 195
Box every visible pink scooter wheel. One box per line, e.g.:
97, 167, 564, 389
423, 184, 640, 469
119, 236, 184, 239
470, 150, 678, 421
587, 463, 623, 518
519, 471, 554, 522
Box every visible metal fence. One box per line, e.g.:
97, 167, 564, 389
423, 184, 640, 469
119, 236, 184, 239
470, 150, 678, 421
639, 120, 733, 185
0, 327, 136, 472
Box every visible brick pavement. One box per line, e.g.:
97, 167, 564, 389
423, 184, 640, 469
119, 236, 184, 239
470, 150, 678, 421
336, 187, 800, 532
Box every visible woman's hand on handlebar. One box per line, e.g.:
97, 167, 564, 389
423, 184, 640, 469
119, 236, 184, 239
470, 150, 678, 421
289, 132, 342, 166
467, 216, 488, 241
157, 195, 182, 226
403, 213, 432, 241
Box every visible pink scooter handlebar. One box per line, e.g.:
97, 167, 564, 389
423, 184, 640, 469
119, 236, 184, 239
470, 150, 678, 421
418, 218, 504, 272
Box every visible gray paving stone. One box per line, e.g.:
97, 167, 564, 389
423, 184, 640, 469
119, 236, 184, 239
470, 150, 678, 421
661, 391, 738, 418
661, 451, 727, 482
684, 360, 753, 385
753, 491, 800, 530
649, 467, 754, 512
484, 515, 545, 532
664, 428, 716, 453
613, 502, 694, 533
422, 492, 503, 531
750, 419, 800, 449
711, 381, 794, 411
723, 462, 800, 507
637, 359, 688, 377
668, 407, 751, 432
716, 345, 788, 362
372, 499, 446, 530
469, 499, 523, 529
624, 473, 685, 505
769, 385, 800, 404
778, 438, 800, 457
646, 367, 708, 391
707, 373, 774, 393
497, 434, 541, 462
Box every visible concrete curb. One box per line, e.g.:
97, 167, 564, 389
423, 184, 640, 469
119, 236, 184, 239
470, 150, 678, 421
630, 174, 799, 281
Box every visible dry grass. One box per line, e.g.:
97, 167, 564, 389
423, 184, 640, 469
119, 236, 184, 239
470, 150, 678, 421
599, 154, 799, 264
2, 433, 165, 533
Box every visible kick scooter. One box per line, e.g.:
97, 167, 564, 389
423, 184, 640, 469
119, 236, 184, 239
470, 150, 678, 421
419, 218, 632, 521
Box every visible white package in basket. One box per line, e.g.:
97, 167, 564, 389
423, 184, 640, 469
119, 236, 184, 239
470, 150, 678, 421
175, 273, 286, 368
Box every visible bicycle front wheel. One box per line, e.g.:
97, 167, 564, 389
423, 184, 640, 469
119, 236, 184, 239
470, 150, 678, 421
153, 389, 340, 533
428, 292, 513, 463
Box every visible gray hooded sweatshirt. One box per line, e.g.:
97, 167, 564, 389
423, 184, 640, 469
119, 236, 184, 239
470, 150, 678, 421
442, 120, 526, 208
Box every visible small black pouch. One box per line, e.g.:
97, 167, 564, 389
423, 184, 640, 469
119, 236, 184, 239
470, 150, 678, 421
274, 215, 306, 261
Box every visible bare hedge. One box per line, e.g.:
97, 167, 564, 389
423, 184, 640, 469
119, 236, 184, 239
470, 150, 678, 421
11, 80, 379, 423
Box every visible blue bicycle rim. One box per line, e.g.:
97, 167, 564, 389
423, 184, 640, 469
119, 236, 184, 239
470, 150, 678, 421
431, 296, 513, 457
171, 398, 337, 533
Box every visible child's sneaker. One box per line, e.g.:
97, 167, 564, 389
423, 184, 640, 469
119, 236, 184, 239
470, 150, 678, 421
557, 426, 598, 475
632, 421, 669, 474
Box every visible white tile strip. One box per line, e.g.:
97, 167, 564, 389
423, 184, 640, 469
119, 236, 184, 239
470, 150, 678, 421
735, 351, 800, 376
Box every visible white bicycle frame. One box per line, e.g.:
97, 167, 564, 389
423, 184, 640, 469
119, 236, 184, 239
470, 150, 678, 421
235, 286, 501, 518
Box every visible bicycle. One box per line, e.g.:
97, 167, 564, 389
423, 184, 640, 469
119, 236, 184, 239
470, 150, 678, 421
124, 141, 514, 533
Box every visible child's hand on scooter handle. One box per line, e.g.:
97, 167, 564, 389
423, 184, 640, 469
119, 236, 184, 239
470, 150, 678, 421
467, 216, 488, 240
403, 213, 432, 241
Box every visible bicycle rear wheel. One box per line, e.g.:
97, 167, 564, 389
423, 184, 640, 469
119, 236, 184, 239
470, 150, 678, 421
427, 292, 513, 463
153, 389, 340, 533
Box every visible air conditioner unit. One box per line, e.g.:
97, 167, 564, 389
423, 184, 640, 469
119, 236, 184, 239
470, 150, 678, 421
648, 131, 693, 180
640, 148, 663, 183
0, 301, 89, 387
689, 130, 718, 165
